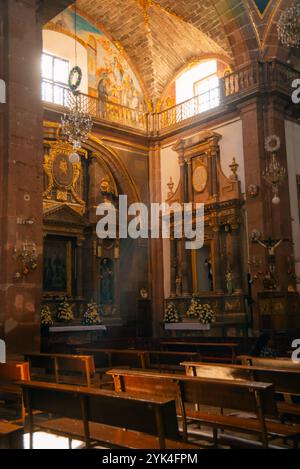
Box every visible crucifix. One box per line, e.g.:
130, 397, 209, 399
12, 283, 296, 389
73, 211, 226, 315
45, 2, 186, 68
253, 236, 288, 273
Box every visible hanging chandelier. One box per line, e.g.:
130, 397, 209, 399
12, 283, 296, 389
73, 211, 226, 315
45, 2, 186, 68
61, 2, 93, 163
263, 135, 286, 205
277, 0, 300, 48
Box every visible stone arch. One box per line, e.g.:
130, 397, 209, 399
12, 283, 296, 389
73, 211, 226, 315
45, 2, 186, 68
84, 135, 141, 206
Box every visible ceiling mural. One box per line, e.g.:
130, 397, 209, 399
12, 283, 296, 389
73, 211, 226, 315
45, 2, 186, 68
251, 0, 272, 17
45, 9, 146, 110
76, 0, 233, 101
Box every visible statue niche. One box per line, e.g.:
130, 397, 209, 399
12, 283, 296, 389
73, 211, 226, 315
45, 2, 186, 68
100, 258, 114, 304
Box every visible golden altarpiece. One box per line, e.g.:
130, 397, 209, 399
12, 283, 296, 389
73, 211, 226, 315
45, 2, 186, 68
166, 131, 249, 336
41, 137, 123, 335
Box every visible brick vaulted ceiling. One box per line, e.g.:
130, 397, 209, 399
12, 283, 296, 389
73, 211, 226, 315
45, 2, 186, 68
77, 0, 270, 101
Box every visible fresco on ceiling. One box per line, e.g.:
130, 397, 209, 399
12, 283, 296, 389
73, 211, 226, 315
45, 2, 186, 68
252, 0, 271, 16
46, 9, 145, 110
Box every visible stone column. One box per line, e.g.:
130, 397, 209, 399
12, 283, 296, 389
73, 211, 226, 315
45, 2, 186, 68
0, 0, 72, 355
149, 141, 164, 336
0, 0, 44, 354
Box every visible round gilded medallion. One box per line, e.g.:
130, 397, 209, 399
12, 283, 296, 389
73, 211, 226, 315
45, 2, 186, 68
192, 165, 207, 193
53, 153, 74, 188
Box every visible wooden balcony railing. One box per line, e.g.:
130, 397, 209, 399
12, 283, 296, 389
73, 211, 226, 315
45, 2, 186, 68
42, 60, 299, 135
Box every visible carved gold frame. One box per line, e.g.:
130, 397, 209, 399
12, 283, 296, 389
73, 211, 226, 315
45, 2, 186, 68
43, 140, 86, 215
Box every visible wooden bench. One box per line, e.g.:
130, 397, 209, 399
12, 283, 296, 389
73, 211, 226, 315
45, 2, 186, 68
20, 380, 199, 449
161, 341, 240, 364
181, 361, 300, 418
24, 353, 97, 387
77, 347, 199, 373
238, 355, 300, 370
147, 351, 200, 372
107, 368, 300, 448
0, 421, 23, 449
0, 362, 30, 421
76, 348, 149, 370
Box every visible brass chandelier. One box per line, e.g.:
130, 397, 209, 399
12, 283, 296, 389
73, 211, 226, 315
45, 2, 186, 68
61, 1, 93, 163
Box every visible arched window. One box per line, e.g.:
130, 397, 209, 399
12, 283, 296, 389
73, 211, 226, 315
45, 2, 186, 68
175, 59, 228, 113
42, 30, 88, 105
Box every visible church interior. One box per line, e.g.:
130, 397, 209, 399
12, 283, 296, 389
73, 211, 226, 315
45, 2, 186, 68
1, 0, 300, 451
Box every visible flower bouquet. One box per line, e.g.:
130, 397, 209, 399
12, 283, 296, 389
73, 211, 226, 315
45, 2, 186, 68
56, 297, 74, 323
163, 303, 180, 323
41, 305, 53, 327
82, 301, 102, 326
186, 297, 216, 324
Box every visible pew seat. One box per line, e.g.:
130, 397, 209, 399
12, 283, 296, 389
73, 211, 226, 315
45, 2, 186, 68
0, 421, 23, 449
36, 418, 199, 449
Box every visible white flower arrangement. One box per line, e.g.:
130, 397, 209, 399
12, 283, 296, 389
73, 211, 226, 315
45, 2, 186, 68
82, 302, 102, 326
41, 305, 53, 326
186, 297, 216, 325
164, 303, 180, 323
56, 297, 74, 323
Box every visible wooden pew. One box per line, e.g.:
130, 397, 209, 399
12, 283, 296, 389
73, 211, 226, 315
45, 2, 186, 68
238, 355, 300, 370
107, 368, 300, 448
76, 348, 149, 370
77, 347, 199, 373
161, 341, 240, 364
20, 380, 199, 449
147, 351, 200, 372
181, 361, 300, 418
0, 362, 30, 420
0, 422, 23, 449
24, 353, 97, 387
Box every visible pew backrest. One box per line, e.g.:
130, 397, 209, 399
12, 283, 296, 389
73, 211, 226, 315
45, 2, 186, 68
107, 368, 278, 420
20, 380, 179, 448
0, 361, 30, 382
181, 361, 300, 397
24, 353, 96, 386
237, 355, 300, 370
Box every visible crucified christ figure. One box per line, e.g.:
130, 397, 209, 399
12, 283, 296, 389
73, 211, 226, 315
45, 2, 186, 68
255, 237, 283, 273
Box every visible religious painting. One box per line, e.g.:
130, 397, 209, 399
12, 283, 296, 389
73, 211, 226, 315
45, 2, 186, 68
46, 10, 145, 111
43, 237, 73, 296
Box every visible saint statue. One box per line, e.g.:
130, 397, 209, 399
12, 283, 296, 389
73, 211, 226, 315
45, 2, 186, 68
204, 258, 213, 291
175, 276, 182, 297
100, 258, 114, 304
226, 269, 234, 295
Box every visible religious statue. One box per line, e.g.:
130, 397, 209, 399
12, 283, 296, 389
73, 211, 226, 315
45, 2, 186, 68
204, 258, 213, 291
255, 237, 283, 273
100, 258, 114, 304
175, 275, 182, 297
263, 271, 277, 291
226, 269, 234, 295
